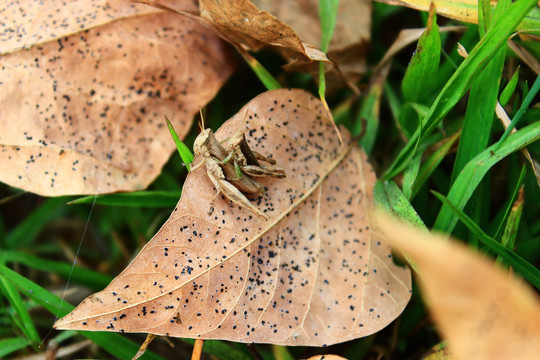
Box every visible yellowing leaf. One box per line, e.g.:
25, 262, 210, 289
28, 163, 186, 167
0, 0, 234, 196
378, 0, 480, 24
54, 89, 411, 346
376, 213, 540, 360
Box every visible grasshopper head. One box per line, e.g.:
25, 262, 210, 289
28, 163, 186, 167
193, 128, 213, 155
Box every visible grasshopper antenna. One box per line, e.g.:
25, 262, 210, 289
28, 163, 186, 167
198, 107, 206, 131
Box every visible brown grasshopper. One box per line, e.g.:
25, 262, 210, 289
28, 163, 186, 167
191, 126, 285, 220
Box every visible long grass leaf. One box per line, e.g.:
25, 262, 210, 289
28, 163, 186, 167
0, 276, 40, 344
0, 337, 30, 358
384, 0, 537, 179
497, 186, 524, 266
2, 250, 111, 289
495, 74, 540, 147
241, 51, 281, 91
434, 121, 540, 233
450, 46, 505, 182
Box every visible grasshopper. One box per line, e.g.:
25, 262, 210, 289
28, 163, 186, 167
223, 132, 286, 180
191, 126, 285, 220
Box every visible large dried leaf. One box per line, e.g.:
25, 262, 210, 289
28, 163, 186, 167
255, 0, 371, 84
377, 214, 540, 360
0, 0, 233, 196
54, 89, 411, 346
198, 0, 329, 62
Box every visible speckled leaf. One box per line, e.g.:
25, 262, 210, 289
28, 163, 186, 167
0, 0, 233, 196
54, 89, 411, 346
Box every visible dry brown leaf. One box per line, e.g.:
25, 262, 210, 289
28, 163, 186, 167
0, 0, 233, 196
255, 0, 371, 86
376, 213, 540, 360
198, 0, 329, 62
508, 39, 540, 74
54, 89, 411, 346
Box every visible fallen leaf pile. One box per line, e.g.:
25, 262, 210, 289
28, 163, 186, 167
54, 89, 412, 346
376, 214, 540, 360
0, 0, 233, 196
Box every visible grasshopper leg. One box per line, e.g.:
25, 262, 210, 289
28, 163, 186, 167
205, 157, 268, 220
251, 151, 277, 165
242, 165, 286, 178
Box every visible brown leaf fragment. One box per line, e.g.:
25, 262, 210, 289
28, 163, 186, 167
198, 0, 329, 62
54, 89, 411, 346
0, 0, 233, 196
255, 0, 372, 86
376, 213, 540, 360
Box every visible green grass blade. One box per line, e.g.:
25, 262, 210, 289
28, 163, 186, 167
166, 116, 194, 171
397, 102, 429, 140
0, 337, 30, 358
434, 121, 540, 233
0, 264, 165, 360
490, 165, 527, 240
384, 83, 403, 127
431, 191, 540, 290
517, 6, 540, 32
384, 0, 537, 179
402, 153, 422, 200
5, 197, 68, 249
69, 191, 180, 207
0, 276, 40, 344
490, 0, 512, 29
374, 180, 425, 273
272, 345, 295, 360
450, 46, 505, 182
495, 74, 540, 147
497, 186, 524, 266
2, 250, 111, 289
478, 0, 492, 35
356, 82, 383, 154
242, 51, 281, 91
319, 0, 339, 53
401, 10, 440, 105
374, 181, 427, 230
411, 131, 460, 198
499, 66, 520, 106
317, 0, 339, 117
